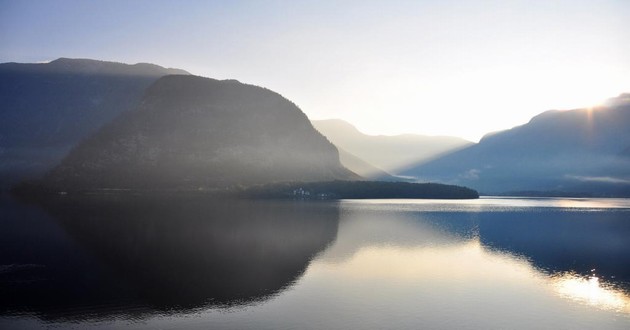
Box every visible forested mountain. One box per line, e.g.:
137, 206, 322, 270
402, 94, 630, 196
0, 58, 189, 187
312, 119, 472, 174
37, 75, 358, 191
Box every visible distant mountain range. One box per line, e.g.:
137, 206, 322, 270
335, 147, 396, 181
0, 58, 189, 187
36, 75, 357, 191
4, 58, 628, 196
402, 94, 630, 196
311, 119, 472, 176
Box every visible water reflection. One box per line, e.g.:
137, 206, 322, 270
306, 237, 630, 329
325, 200, 630, 315
476, 210, 630, 284
2, 197, 630, 329
552, 273, 630, 313
1, 196, 339, 320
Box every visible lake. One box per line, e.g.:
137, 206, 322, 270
1, 195, 629, 329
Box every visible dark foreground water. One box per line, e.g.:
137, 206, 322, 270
1, 195, 630, 329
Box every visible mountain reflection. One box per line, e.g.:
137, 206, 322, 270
314, 201, 630, 318
476, 210, 630, 285
1, 196, 339, 320
329, 201, 630, 290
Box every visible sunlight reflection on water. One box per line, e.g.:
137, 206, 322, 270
321, 197, 630, 324
552, 273, 630, 314
341, 196, 630, 212
302, 233, 630, 329
2, 196, 629, 329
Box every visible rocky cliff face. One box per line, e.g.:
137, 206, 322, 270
43, 75, 358, 190
0, 58, 189, 187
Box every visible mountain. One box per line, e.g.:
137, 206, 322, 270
336, 147, 397, 180
35, 75, 358, 192
312, 119, 472, 174
401, 94, 630, 196
0, 58, 189, 188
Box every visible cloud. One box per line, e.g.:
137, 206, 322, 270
460, 169, 481, 180
565, 175, 630, 185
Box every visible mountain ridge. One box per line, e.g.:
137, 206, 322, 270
312, 119, 472, 174
35, 74, 359, 191
0, 57, 190, 188
402, 94, 630, 196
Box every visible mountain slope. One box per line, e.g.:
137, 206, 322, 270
312, 119, 472, 173
0, 58, 189, 187
402, 94, 630, 195
39, 75, 358, 191
336, 147, 397, 180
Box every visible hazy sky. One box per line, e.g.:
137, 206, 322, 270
1, 0, 629, 141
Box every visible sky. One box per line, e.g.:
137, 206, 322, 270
1, 0, 629, 142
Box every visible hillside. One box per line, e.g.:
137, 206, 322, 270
0, 58, 189, 188
312, 119, 472, 173
36, 75, 358, 191
336, 147, 397, 181
402, 94, 630, 196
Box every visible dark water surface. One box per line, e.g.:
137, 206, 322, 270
1, 195, 629, 329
